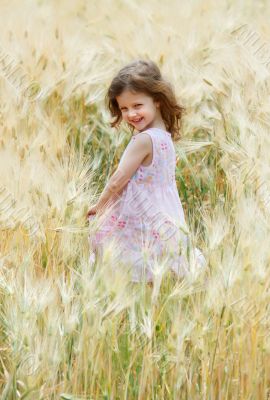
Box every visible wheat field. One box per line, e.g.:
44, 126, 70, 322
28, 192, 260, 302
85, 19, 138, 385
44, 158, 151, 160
1, 0, 270, 398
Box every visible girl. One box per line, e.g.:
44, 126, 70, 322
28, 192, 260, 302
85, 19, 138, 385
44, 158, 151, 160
86, 59, 206, 283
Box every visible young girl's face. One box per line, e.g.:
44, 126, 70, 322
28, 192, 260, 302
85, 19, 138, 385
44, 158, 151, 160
116, 90, 163, 132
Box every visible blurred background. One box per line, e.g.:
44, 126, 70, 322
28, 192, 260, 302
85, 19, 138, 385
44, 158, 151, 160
1, 0, 270, 398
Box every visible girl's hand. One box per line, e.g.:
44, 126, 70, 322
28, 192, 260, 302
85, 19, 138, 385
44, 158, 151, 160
86, 204, 98, 220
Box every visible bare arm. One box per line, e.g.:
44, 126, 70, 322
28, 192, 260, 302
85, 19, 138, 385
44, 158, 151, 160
95, 133, 152, 213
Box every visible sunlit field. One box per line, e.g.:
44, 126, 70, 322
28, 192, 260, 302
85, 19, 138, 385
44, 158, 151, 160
1, 0, 270, 398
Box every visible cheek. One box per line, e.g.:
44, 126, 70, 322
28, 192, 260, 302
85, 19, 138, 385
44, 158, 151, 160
140, 107, 147, 115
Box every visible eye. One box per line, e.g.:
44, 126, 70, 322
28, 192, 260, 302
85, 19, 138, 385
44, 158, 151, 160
135, 104, 142, 107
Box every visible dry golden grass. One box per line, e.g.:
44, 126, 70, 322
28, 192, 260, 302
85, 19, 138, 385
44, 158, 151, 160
1, 0, 270, 398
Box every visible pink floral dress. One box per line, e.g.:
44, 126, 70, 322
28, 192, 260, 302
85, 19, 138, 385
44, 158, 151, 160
88, 127, 206, 282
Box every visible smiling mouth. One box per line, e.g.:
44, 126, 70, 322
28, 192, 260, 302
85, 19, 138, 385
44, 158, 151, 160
130, 118, 143, 123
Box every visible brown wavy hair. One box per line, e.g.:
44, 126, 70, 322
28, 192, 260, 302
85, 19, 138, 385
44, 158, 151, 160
105, 59, 185, 141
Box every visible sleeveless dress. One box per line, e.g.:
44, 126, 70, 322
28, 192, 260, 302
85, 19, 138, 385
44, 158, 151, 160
88, 127, 206, 283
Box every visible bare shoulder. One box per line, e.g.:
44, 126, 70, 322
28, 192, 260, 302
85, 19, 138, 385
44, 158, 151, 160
132, 134, 152, 160
132, 132, 152, 148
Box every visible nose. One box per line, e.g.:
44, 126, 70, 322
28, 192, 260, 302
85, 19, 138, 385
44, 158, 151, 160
127, 109, 137, 119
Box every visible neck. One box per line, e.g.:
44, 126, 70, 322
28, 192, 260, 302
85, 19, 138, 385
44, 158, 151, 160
136, 116, 167, 134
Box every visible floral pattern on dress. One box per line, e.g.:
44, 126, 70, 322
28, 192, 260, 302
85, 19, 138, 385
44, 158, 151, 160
88, 127, 206, 282
160, 142, 168, 151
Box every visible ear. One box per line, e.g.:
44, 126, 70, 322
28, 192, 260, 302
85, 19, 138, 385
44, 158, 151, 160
155, 100, 160, 108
